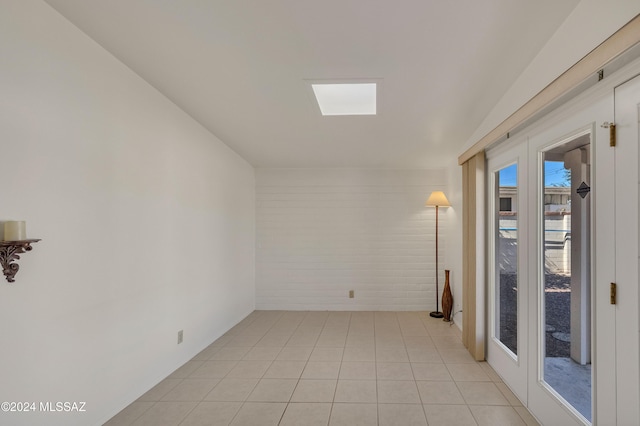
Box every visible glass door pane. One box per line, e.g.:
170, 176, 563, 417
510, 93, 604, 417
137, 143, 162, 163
495, 164, 518, 355
541, 133, 592, 423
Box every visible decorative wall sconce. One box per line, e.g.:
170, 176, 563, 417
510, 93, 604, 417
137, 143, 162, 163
1, 221, 40, 283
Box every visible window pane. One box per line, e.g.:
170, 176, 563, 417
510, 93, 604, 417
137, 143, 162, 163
496, 164, 517, 355
542, 139, 591, 423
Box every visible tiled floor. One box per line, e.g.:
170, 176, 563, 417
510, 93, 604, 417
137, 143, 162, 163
105, 311, 540, 426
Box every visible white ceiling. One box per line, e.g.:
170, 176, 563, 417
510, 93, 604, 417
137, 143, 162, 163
45, 0, 579, 168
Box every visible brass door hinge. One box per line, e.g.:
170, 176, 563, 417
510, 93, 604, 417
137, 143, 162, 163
601, 122, 616, 147
611, 282, 617, 305
610, 123, 616, 147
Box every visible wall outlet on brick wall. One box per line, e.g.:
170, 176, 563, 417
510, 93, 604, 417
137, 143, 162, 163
349, 290, 354, 298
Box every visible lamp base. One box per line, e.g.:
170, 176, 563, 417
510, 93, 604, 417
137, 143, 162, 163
429, 311, 444, 318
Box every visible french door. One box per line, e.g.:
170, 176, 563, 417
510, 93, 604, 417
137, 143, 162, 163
487, 142, 528, 403
609, 73, 640, 425
486, 69, 640, 425
525, 122, 595, 426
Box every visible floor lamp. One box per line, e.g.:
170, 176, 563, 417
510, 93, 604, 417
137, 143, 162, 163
426, 191, 450, 318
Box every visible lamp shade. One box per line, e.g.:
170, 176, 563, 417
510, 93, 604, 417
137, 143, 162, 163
425, 191, 451, 207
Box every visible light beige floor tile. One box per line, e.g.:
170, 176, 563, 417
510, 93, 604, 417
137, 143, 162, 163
223, 328, 245, 338
514, 406, 541, 426
407, 347, 443, 363
223, 326, 246, 337
246, 378, 297, 402
302, 361, 341, 379
411, 363, 452, 381
229, 402, 286, 426
345, 334, 375, 347
327, 325, 348, 332
423, 404, 478, 425
268, 327, 299, 337
334, 379, 377, 403
403, 336, 434, 347
179, 402, 242, 426
204, 378, 259, 402
438, 349, 477, 363
324, 326, 348, 334
286, 334, 319, 347
189, 361, 238, 379
424, 322, 461, 337
192, 345, 223, 361
496, 382, 523, 406
376, 322, 402, 330
210, 347, 252, 360
168, 361, 205, 379
329, 403, 378, 426
376, 323, 401, 331
262, 361, 306, 379
342, 346, 375, 362
276, 346, 313, 361
375, 330, 401, 339
226, 334, 262, 347
376, 337, 406, 348
242, 346, 282, 361
478, 362, 503, 382
295, 325, 323, 335
279, 402, 332, 426
270, 328, 302, 337
375, 319, 399, 328
433, 335, 466, 350
377, 380, 421, 403
339, 362, 376, 380
327, 311, 351, 321
348, 319, 374, 329
211, 335, 234, 345
137, 379, 183, 401
376, 362, 414, 380
104, 401, 154, 426
416, 381, 465, 404
400, 328, 428, 337
378, 403, 428, 426
310, 347, 344, 361
255, 334, 291, 347
457, 382, 510, 405
111, 312, 542, 426
131, 401, 197, 426
316, 334, 348, 347
447, 363, 492, 381
290, 379, 337, 402
225, 360, 272, 379
161, 379, 220, 401
376, 347, 409, 362
469, 405, 526, 426
301, 313, 328, 326
347, 325, 374, 334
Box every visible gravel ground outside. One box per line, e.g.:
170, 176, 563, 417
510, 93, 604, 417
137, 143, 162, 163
499, 273, 570, 358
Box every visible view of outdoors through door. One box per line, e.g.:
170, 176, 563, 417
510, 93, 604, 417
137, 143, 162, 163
496, 164, 518, 355
541, 133, 592, 422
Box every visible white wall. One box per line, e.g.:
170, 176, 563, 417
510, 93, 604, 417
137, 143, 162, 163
0, 2, 255, 425
255, 168, 452, 311
463, 0, 640, 151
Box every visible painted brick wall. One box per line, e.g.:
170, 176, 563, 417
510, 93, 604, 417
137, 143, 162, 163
256, 169, 450, 310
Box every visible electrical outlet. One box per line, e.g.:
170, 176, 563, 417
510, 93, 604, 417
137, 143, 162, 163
177, 330, 183, 344
349, 290, 354, 298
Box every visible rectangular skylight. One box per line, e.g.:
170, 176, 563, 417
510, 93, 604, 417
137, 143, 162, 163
311, 83, 377, 116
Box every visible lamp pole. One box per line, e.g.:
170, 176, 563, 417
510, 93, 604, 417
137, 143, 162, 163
425, 191, 449, 318
430, 204, 443, 318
